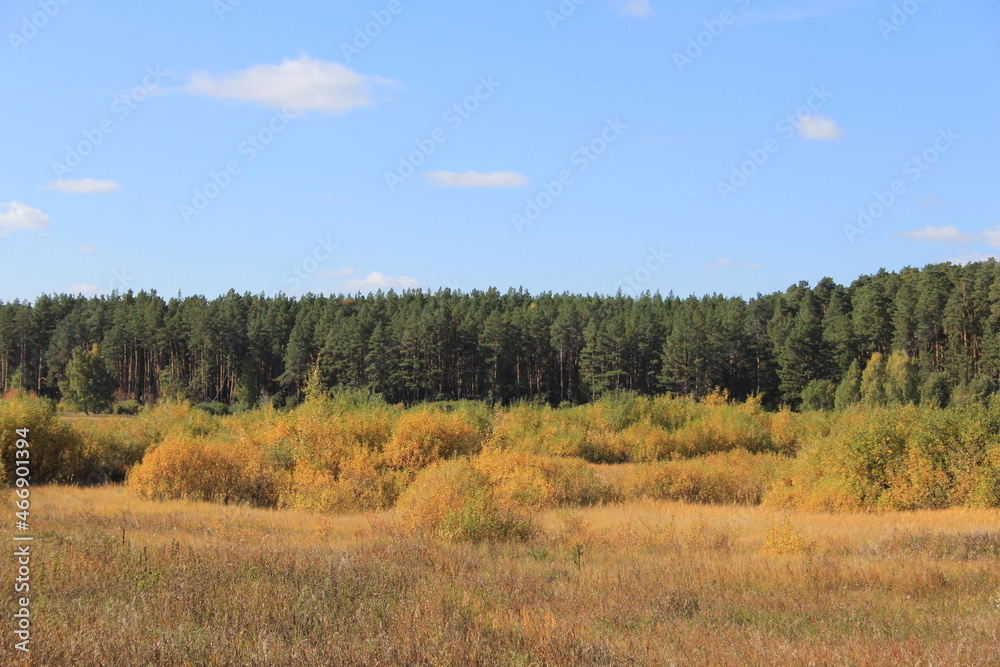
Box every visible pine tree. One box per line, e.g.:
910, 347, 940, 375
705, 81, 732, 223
61, 344, 116, 414
775, 291, 825, 405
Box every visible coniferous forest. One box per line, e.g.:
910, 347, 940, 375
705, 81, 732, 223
2, 260, 998, 410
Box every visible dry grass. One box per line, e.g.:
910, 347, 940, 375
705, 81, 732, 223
2, 486, 998, 665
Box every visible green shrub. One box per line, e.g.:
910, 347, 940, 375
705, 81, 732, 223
113, 400, 142, 415
193, 402, 231, 416
800, 379, 836, 411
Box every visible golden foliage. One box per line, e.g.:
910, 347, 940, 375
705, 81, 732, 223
126, 434, 279, 506
624, 450, 788, 505
382, 408, 482, 469
395, 458, 535, 541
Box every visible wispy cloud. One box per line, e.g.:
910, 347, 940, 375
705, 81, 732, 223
0, 202, 50, 236
613, 0, 654, 19
701, 258, 763, 271
947, 251, 1000, 265
182, 54, 398, 115
45, 178, 121, 194
918, 196, 943, 208
896, 224, 1000, 247
339, 271, 421, 292
796, 115, 843, 140
69, 283, 102, 296
424, 170, 530, 188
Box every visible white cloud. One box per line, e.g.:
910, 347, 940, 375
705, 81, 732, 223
982, 228, 1000, 248
701, 258, 763, 271
183, 54, 397, 115
44, 178, 121, 194
69, 283, 102, 296
896, 224, 1000, 247
613, 0, 654, 18
315, 267, 356, 279
339, 272, 420, 292
0, 202, 50, 236
81, 243, 97, 253
423, 170, 530, 188
796, 115, 843, 140
948, 251, 1000, 265
896, 225, 978, 244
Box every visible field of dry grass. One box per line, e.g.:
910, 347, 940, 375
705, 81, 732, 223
3, 485, 998, 665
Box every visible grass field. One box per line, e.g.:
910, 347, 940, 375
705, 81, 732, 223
3, 485, 998, 666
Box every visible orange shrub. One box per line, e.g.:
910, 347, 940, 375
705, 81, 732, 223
126, 434, 280, 506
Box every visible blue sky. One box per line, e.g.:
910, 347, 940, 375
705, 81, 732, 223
1, 0, 997, 301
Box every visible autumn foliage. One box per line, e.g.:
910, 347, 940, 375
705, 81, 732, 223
4, 387, 1000, 539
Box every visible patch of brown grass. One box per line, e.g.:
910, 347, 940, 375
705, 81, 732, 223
2, 486, 998, 665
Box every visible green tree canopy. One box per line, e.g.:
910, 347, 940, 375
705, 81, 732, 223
60, 344, 116, 414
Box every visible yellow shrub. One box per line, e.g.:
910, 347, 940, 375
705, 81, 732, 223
471, 449, 606, 508
396, 459, 534, 542
767, 408, 799, 455
608, 421, 674, 462
126, 434, 279, 506
70, 418, 147, 484
283, 450, 405, 513
382, 409, 481, 469
0, 395, 81, 484
761, 521, 813, 555
624, 450, 787, 505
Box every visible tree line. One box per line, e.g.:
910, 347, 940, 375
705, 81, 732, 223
2, 260, 999, 410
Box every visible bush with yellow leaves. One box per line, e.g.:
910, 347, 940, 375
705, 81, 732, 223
382, 408, 482, 469
471, 448, 607, 508
624, 449, 788, 505
0, 394, 81, 484
283, 450, 407, 513
126, 434, 280, 506
395, 458, 535, 542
